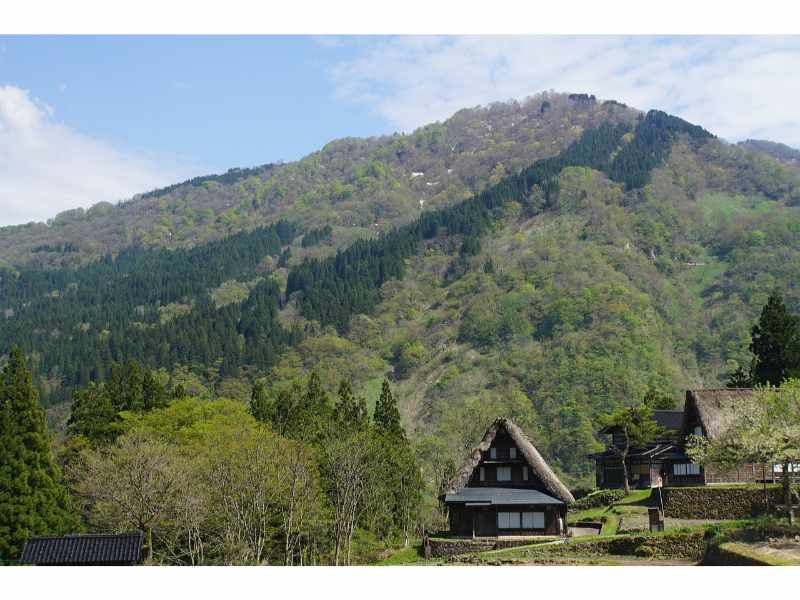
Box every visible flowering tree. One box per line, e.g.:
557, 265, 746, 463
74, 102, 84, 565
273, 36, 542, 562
687, 380, 800, 524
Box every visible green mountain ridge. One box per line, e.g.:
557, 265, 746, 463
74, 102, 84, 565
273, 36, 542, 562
3, 92, 800, 489
0, 92, 639, 268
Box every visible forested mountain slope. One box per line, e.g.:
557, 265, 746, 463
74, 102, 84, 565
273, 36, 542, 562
0, 93, 637, 269
738, 139, 800, 166
3, 93, 800, 489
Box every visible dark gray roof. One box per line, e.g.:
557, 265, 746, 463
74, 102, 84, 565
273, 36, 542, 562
20, 532, 143, 565
653, 410, 684, 430
600, 409, 683, 434
444, 487, 564, 506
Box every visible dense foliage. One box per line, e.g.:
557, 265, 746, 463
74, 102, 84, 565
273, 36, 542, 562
0, 221, 299, 402
287, 111, 713, 332
58, 370, 422, 565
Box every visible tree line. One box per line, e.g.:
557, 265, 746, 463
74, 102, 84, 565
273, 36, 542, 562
0, 220, 298, 403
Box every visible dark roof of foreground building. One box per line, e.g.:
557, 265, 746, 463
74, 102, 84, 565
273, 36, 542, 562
20, 532, 144, 565
444, 417, 574, 504
653, 409, 684, 430
444, 487, 565, 505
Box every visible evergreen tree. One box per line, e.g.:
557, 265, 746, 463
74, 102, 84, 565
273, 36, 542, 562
374, 379, 404, 439
122, 359, 145, 412
249, 381, 275, 424
642, 386, 675, 410
142, 370, 167, 411
67, 383, 121, 445
726, 365, 753, 388
334, 380, 368, 434
750, 291, 800, 385
171, 383, 186, 400
0, 348, 78, 561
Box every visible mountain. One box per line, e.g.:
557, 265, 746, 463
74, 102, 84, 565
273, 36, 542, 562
0, 93, 638, 269
3, 92, 800, 488
737, 139, 800, 167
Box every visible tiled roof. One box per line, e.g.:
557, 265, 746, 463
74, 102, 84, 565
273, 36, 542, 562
443, 486, 564, 505
20, 532, 143, 565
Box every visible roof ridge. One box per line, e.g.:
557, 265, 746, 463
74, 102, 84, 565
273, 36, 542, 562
27, 532, 142, 540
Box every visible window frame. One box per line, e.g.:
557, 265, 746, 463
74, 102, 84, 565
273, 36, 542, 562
496, 466, 512, 481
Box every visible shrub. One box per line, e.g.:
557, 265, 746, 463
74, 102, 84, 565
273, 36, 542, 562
570, 488, 626, 510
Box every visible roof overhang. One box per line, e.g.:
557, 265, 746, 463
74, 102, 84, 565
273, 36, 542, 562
444, 487, 565, 506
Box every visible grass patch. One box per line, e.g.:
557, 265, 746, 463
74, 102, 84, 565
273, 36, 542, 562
615, 489, 652, 505
569, 489, 652, 536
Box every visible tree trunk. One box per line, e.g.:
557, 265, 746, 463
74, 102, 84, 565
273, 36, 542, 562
621, 454, 631, 496
783, 461, 794, 525
145, 526, 153, 563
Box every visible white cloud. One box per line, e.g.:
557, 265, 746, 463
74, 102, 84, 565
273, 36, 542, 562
331, 36, 800, 147
0, 85, 193, 226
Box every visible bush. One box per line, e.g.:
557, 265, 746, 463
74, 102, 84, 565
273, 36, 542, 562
570, 488, 626, 510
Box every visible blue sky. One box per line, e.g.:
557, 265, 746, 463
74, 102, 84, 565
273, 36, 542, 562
0, 36, 388, 171
1, 35, 799, 225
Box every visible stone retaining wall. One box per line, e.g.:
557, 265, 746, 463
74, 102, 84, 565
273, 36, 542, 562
524, 530, 707, 561
426, 536, 558, 558
658, 486, 781, 519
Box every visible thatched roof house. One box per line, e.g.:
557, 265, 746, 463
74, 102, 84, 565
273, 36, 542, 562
442, 417, 573, 538
592, 388, 773, 489
682, 388, 757, 440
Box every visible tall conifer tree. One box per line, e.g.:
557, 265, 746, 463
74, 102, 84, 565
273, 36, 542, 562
0, 348, 78, 561
374, 379, 404, 439
750, 291, 800, 385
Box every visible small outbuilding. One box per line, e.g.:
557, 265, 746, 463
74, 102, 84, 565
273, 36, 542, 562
441, 417, 574, 538
20, 532, 144, 566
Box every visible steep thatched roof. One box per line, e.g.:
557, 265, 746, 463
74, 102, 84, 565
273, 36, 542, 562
684, 388, 757, 440
444, 417, 574, 504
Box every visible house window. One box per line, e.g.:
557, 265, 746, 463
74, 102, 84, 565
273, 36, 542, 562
498, 512, 521, 529
497, 466, 511, 481
522, 466, 529, 480
522, 512, 545, 529
693, 426, 703, 436
510, 447, 517, 459
673, 463, 701, 476
479, 467, 485, 481
490, 448, 497, 459
774, 463, 800, 473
